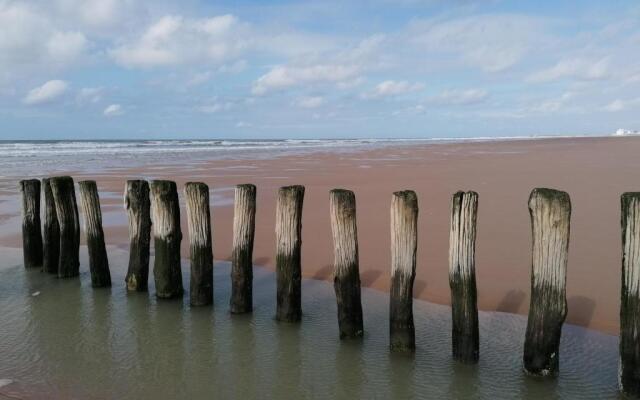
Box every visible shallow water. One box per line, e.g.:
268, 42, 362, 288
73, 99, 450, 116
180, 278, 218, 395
0, 248, 621, 399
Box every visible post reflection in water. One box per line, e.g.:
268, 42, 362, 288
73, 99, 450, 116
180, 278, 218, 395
0, 247, 622, 399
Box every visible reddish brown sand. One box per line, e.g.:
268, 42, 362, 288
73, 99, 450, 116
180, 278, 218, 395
2, 136, 639, 335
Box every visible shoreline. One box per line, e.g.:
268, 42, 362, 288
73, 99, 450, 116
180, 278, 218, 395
2, 135, 639, 335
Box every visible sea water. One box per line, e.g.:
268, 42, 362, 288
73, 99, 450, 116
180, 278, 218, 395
0, 247, 620, 399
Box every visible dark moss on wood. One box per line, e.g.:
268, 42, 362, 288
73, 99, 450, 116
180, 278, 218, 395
449, 191, 479, 363
79, 180, 111, 288
620, 192, 640, 397
124, 180, 151, 292
50, 176, 80, 278
150, 180, 183, 299
275, 185, 304, 322
19, 179, 43, 269
523, 188, 570, 377
390, 190, 418, 352
42, 178, 59, 274
330, 189, 363, 339
185, 182, 213, 306
231, 184, 256, 314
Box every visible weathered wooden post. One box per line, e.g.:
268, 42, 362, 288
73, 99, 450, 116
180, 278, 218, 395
230, 184, 256, 314
330, 189, 363, 339
620, 192, 640, 396
124, 180, 151, 291
42, 178, 59, 274
275, 185, 305, 322
50, 176, 80, 278
150, 180, 183, 299
523, 188, 570, 376
449, 191, 479, 363
185, 182, 213, 306
78, 180, 111, 288
19, 179, 43, 269
390, 190, 418, 351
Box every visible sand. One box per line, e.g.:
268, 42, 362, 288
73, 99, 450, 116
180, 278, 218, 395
2, 136, 639, 335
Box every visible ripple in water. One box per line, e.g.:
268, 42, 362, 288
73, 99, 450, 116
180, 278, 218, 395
0, 248, 621, 399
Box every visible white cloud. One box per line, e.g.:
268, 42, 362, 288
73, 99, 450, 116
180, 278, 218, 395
296, 96, 325, 108
530, 92, 575, 113
76, 87, 103, 104
103, 104, 124, 116
197, 101, 233, 113
252, 64, 360, 95
410, 14, 544, 72
23, 80, 69, 105
110, 14, 249, 68
363, 80, 424, 99
236, 121, 252, 128
527, 57, 611, 83
0, 3, 88, 80
53, 0, 142, 32
603, 98, 640, 112
252, 35, 384, 95
429, 89, 488, 106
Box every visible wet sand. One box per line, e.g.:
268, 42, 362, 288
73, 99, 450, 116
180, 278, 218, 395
2, 136, 639, 334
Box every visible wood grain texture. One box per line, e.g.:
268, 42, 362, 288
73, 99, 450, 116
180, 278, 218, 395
185, 182, 213, 306
150, 180, 183, 299
449, 191, 479, 363
523, 188, 570, 377
124, 180, 151, 291
42, 178, 59, 274
50, 176, 80, 278
275, 185, 304, 322
79, 180, 111, 287
330, 189, 363, 339
620, 192, 640, 397
19, 179, 42, 269
390, 190, 418, 351
231, 184, 256, 314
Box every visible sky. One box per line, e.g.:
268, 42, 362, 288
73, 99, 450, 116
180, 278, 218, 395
0, 0, 639, 140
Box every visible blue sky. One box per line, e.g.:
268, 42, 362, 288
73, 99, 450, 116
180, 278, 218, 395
0, 0, 639, 139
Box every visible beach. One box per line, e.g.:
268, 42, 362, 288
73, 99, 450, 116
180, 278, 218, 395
1, 136, 638, 334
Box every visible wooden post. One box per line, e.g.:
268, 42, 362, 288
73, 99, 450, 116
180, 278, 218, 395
50, 176, 80, 278
42, 178, 59, 274
150, 180, 183, 299
19, 179, 43, 269
523, 188, 570, 377
185, 182, 213, 306
330, 189, 363, 339
449, 191, 479, 363
275, 185, 305, 322
230, 184, 256, 314
620, 192, 640, 396
390, 190, 418, 351
78, 180, 111, 288
124, 180, 151, 292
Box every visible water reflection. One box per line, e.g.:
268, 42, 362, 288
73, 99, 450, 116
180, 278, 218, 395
0, 250, 623, 399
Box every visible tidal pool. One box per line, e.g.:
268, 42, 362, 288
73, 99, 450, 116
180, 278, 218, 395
0, 247, 620, 399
